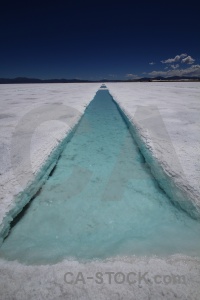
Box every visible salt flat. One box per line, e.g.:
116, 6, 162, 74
107, 82, 200, 219
0, 83, 100, 236
0, 82, 200, 299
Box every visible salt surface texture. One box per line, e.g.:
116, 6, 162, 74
0, 83, 100, 238
107, 82, 200, 218
1, 89, 200, 265
0, 83, 200, 299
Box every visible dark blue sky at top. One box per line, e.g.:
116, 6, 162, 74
1, 0, 200, 79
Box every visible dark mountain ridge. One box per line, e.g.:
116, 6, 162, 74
0, 76, 199, 84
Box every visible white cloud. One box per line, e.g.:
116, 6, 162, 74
161, 53, 187, 64
171, 64, 179, 69
126, 74, 140, 79
180, 53, 187, 58
181, 55, 195, 64
148, 64, 200, 78
149, 62, 155, 65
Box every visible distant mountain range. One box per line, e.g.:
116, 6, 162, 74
0, 76, 199, 84
0, 77, 92, 84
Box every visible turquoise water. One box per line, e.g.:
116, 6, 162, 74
1, 89, 200, 264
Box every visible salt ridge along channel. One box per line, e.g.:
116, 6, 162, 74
0, 88, 200, 265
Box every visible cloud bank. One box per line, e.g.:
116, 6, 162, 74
171, 64, 179, 69
148, 64, 200, 78
161, 53, 195, 65
181, 55, 195, 64
126, 74, 140, 79
161, 54, 187, 64
127, 53, 198, 79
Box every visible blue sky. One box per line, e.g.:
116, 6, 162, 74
1, 0, 200, 79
